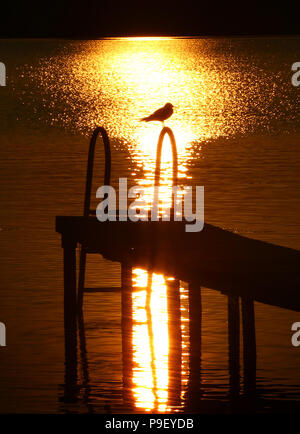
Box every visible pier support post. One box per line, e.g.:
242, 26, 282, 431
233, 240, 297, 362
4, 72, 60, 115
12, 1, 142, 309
241, 296, 256, 398
63, 238, 78, 402
121, 263, 133, 406
167, 279, 182, 407
228, 295, 240, 399
187, 282, 202, 408
77, 247, 87, 309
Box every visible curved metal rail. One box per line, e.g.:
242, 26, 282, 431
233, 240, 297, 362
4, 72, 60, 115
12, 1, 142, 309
83, 126, 111, 217
153, 127, 178, 219
78, 127, 112, 307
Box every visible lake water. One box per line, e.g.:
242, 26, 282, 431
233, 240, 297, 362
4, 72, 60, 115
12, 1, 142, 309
0, 37, 300, 413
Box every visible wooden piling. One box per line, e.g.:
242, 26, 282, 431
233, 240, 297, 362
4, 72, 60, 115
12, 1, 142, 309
241, 296, 256, 397
63, 238, 78, 401
78, 309, 94, 412
77, 247, 87, 309
228, 295, 240, 399
187, 282, 202, 405
121, 263, 134, 406
167, 279, 182, 407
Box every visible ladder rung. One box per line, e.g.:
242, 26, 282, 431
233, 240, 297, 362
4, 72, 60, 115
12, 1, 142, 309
83, 286, 121, 293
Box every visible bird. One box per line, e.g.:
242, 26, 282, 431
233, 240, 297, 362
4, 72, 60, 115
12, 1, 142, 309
140, 103, 174, 125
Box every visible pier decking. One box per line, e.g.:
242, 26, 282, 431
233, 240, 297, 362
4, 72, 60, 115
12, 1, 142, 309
56, 216, 300, 312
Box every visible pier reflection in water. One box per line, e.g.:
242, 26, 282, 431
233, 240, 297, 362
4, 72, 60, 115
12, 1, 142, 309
61, 263, 261, 413
128, 269, 186, 412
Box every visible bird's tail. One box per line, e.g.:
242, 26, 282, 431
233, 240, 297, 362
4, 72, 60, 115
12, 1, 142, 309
140, 117, 150, 122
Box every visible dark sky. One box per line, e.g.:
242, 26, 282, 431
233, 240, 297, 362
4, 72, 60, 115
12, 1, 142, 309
1, 1, 300, 38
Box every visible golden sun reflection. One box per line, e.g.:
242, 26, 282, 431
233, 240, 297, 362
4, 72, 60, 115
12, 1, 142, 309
33, 37, 271, 213
131, 269, 189, 412
33, 37, 232, 165
31, 37, 285, 167
132, 269, 169, 412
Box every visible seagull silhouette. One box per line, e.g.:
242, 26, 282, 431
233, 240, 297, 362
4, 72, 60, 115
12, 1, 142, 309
140, 103, 174, 125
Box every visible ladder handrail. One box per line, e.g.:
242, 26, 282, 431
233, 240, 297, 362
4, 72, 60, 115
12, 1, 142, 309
154, 127, 178, 187
78, 126, 111, 308
153, 127, 178, 218
83, 126, 111, 217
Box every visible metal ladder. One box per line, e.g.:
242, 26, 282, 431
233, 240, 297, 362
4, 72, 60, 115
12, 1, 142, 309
77, 127, 115, 308
77, 126, 179, 308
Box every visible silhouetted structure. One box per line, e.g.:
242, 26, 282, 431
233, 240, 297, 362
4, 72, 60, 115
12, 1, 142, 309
56, 126, 300, 411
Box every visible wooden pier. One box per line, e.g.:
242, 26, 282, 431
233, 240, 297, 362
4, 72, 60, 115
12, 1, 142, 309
56, 216, 300, 312
56, 126, 300, 409
56, 216, 300, 407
